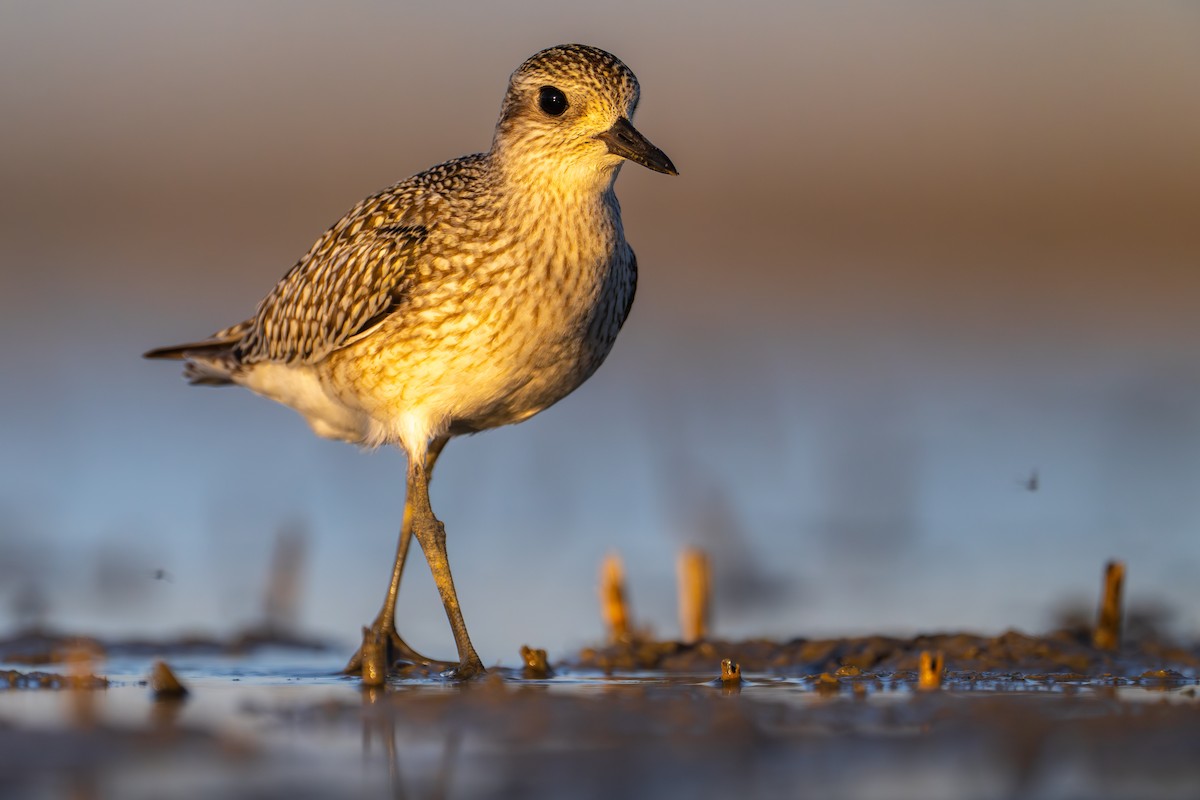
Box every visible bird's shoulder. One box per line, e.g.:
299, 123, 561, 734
235, 153, 494, 365
327, 152, 494, 242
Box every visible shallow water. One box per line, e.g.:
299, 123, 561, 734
2, 652, 1199, 800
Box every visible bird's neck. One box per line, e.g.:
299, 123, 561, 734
489, 143, 620, 211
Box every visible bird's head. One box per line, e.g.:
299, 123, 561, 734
493, 44, 677, 186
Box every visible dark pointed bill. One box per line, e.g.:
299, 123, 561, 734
597, 117, 678, 175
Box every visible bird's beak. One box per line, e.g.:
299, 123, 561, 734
597, 117, 678, 175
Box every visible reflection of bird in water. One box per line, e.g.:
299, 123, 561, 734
145, 45, 677, 679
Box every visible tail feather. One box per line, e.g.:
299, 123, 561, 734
182, 358, 237, 386
143, 339, 235, 360
145, 327, 248, 386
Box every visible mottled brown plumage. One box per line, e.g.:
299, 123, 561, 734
146, 44, 676, 679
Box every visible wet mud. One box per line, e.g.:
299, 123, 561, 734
574, 627, 1200, 684
0, 627, 331, 666
1, 627, 1197, 799
1, 669, 108, 691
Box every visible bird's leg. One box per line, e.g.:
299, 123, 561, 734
344, 437, 450, 675
407, 452, 485, 680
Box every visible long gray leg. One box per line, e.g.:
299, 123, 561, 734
344, 436, 450, 674
407, 453, 484, 679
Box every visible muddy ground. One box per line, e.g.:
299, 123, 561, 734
1, 628, 1198, 799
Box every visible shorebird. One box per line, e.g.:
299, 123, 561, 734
145, 44, 677, 679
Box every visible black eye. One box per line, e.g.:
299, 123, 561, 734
538, 86, 568, 116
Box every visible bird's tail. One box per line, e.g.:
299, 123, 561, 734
144, 321, 251, 386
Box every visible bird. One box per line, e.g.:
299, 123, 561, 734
144, 44, 677, 679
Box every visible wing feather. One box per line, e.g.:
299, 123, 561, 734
235, 195, 434, 365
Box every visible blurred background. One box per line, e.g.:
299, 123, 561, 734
1, 1, 1198, 661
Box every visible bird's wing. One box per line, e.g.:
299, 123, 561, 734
235, 190, 438, 365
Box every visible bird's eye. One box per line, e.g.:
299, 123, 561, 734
538, 86, 568, 116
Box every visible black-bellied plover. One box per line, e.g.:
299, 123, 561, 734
145, 44, 677, 679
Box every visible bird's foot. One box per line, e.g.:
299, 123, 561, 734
344, 622, 452, 677
439, 657, 487, 682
